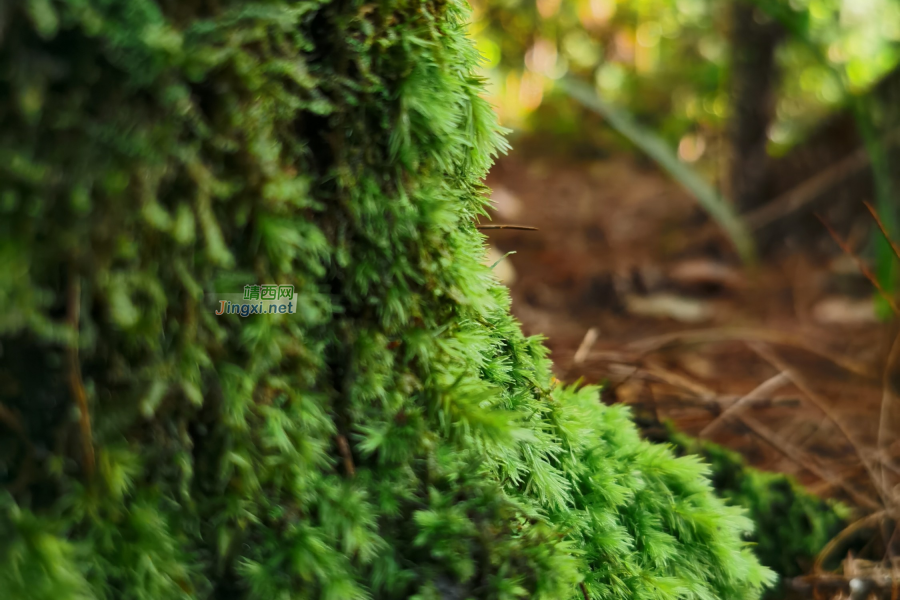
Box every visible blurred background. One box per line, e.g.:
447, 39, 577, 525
471, 0, 900, 596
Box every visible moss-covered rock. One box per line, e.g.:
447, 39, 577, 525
0, 1, 774, 599
662, 427, 849, 589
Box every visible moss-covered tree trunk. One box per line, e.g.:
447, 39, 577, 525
1, 1, 773, 599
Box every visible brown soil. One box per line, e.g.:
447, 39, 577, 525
484, 148, 900, 511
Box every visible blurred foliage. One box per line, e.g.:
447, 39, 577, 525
468, 0, 900, 155
563, 77, 756, 261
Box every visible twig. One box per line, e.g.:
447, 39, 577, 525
864, 201, 900, 264
475, 224, 539, 231
572, 349, 640, 365
737, 410, 881, 510
746, 128, 900, 231
699, 372, 790, 438
817, 213, 899, 316
746, 148, 870, 231
66, 273, 94, 480
641, 359, 717, 399
748, 342, 888, 508
626, 393, 799, 412
573, 328, 600, 365
336, 434, 355, 478
626, 327, 876, 379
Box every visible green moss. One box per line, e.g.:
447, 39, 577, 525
663, 426, 849, 586
1, 1, 773, 599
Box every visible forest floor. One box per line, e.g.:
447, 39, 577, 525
483, 142, 900, 512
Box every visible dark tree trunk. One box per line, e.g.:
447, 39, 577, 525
756, 66, 900, 252
729, 0, 784, 213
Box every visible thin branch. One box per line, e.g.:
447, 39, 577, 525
626, 327, 876, 379
746, 128, 900, 231
746, 148, 870, 231
699, 372, 790, 438
737, 409, 881, 510
817, 213, 899, 316
475, 224, 539, 231
641, 359, 717, 399
864, 201, 900, 264
624, 393, 799, 413
66, 273, 94, 480
748, 342, 888, 508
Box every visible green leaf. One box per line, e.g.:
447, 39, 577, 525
560, 77, 757, 264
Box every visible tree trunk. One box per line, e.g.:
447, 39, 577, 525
729, 0, 784, 213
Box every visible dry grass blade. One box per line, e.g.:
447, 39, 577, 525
699, 372, 790, 438
817, 213, 899, 316
641, 359, 717, 398
561, 77, 757, 263
575, 349, 641, 364
626, 327, 877, 379
748, 416, 881, 510
738, 409, 881, 510
864, 201, 900, 264
748, 341, 889, 509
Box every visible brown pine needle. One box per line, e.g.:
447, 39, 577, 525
627, 327, 876, 379
67, 273, 95, 480
748, 341, 889, 508
864, 201, 900, 264
816, 213, 899, 316
699, 372, 790, 438
738, 409, 880, 511
475, 224, 539, 231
